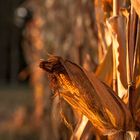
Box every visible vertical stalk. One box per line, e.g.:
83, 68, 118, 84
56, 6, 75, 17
112, 38, 118, 93
113, 0, 118, 16
125, 5, 139, 140
132, 19, 139, 85
70, 115, 88, 140
126, 7, 138, 117
112, 0, 119, 92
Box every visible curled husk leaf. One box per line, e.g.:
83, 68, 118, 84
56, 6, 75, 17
39, 56, 134, 135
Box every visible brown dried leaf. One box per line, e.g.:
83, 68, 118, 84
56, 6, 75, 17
95, 46, 113, 86
107, 16, 128, 100
39, 56, 134, 135
131, 0, 140, 18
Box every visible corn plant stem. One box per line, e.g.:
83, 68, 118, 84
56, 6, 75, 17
128, 8, 137, 82
126, 20, 134, 118
132, 19, 139, 83
126, 8, 139, 137
112, 0, 119, 92
126, 7, 137, 117
70, 115, 88, 140
112, 39, 118, 93
133, 19, 140, 110
131, 20, 140, 116
113, 0, 119, 16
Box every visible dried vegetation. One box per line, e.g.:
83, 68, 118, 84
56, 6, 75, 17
38, 0, 140, 139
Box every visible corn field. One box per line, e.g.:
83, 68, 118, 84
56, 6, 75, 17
12, 0, 140, 140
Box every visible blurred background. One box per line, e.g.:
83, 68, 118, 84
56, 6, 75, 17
0, 0, 113, 139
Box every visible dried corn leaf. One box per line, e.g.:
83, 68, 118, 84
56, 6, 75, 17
39, 56, 134, 136
135, 76, 140, 129
135, 37, 140, 129
131, 0, 140, 18
127, 8, 138, 83
107, 16, 128, 100
95, 46, 113, 86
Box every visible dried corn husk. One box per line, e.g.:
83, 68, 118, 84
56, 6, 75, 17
39, 56, 134, 136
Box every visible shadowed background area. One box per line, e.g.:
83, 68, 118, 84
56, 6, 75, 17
0, 0, 99, 139
0, 0, 27, 83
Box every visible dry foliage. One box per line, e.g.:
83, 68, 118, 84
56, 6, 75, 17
39, 55, 138, 139
38, 0, 140, 140
20, 0, 140, 139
